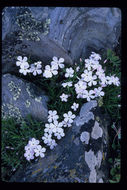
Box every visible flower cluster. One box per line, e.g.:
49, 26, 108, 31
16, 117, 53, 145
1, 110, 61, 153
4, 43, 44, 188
24, 138, 46, 161
16, 56, 42, 76
73, 52, 120, 101
43, 57, 65, 78
41, 110, 76, 150
22, 52, 120, 162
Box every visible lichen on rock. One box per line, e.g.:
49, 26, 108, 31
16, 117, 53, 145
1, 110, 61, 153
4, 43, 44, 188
2, 74, 49, 122
91, 121, 103, 140
80, 131, 90, 144
8, 80, 21, 101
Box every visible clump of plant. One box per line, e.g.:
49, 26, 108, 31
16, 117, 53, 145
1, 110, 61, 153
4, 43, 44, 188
14, 51, 120, 162
2, 50, 121, 181
101, 49, 121, 183
1, 115, 45, 181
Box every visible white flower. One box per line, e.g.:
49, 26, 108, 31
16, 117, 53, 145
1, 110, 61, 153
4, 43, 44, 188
60, 93, 69, 102
62, 120, 72, 128
42, 133, 53, 145
42, 132, 57, 149
113, 76, 120, 86
34, 145, 46, 158
91, 60, 100, 70
76, 66, 80, 72
81, 70, 93, 82
63, 111, 76, 124
24, 150, 34, 161
82, 90, 95, 101
90, 52, 101, 61
28, 138, 39, 148
106, 75, 120, 86
52, 121, 65, 140
74, 80, 88, 99
30, 62, 42, 76
34, 61, 42, 68
16, 56, 28, 67
24, 144, 33, 152
62, 81, 73, 88
71, 102, 79, 111
54, 128, 65, 140
99, 74, 108, 87
74, 80, 87, 94
44, 123, 55, 134
19, 63, 31, 75
88, 75, 97, 86
48, 110, 59, 123
94, 87, 105, 97
51, 56, 65, 69
49, 139, 57, 150
84, 59, 93, 71
43, 65, 58, 78
65, 67, 74, 78
96, 66, 104, 77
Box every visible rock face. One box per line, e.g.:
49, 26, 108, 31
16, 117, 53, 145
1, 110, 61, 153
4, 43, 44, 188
2, 74, 49, 122
2, 7, 121, 74
10, 101, 110, 183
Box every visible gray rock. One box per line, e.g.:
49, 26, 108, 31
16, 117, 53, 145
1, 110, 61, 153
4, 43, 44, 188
2, 34, 73, 74
10, 101, 110, 183
47, 7, 121, 61
2, 7, 121, 73
2, 74, 49, 122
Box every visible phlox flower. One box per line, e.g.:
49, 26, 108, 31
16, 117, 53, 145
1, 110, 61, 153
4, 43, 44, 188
106, 75, 120, 86
74, 80, 87, 94
19, 64, 31, 75
30, 61, 42, 76
63, 111, 76, 124
71, 102, 79, 111
95, 66, 104, 77
94, 87, 105, 97
62, 81, 73, 88
51, 56, 65, 69
28, 138, 40, 148
76, 66, 80, 72
84, 59, 93, 71
43, 65, 58, 78
42, 133, 53, 145
81, 70, 93, 82
60, 93, 69, 102
34, 145, 46, 158
49, 139, 57, 149
48, 110, 59, 123
44, 123, 55, 134
62, 120, 72, 128
82, 90, 95, 101
88, 75, 97, 86
42, 132, 57, 149
54, 127, 65, 140
16, 56, 28, 68
24, 149, 34, 161
99, 74, 108, 87
90, 52, 101, 61
52, 121, 65, 139
65, 67, 74, 78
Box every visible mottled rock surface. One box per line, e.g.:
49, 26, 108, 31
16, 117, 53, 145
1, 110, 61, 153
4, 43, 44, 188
10, 101, 110, 183
2, 7, 121, 73
2, 74, 49, 122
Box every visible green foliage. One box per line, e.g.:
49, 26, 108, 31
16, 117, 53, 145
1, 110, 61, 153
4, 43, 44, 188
102, 49, 121, 183
102, 49, 121, 122
1, 116, 45, 181
109, 156, 121, 183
